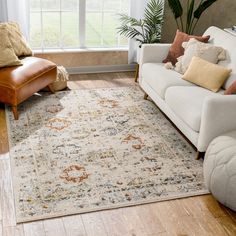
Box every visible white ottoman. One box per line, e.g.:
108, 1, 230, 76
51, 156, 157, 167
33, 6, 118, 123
204, 131, 236, 211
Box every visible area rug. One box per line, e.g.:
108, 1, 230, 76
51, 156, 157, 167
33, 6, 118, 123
6, 86, 208, 223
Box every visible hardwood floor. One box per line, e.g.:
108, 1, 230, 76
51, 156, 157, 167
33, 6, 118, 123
0, 72, 235, 236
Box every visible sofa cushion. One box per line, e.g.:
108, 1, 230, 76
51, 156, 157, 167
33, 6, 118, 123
141, 63, 194, 99
165, 86, 223, 132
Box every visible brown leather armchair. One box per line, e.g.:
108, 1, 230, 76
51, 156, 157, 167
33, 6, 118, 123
0, 56, 57, 120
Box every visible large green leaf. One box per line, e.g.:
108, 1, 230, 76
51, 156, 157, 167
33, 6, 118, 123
167, 0, 183, 19
194, 0, 217, 19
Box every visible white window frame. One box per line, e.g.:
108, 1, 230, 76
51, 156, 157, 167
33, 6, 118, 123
28, 0, 129, 52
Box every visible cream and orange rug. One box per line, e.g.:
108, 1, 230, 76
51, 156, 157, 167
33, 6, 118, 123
6, 86, 208, 223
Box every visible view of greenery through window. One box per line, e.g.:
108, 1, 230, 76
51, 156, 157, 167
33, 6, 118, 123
29, 0, 129, 49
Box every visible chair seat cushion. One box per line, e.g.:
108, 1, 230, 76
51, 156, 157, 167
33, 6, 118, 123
0, 57, 56, 89
165, 86, 223, 132
141, 63, 194, 99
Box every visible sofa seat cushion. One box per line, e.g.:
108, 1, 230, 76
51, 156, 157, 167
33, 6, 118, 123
165, 86, 223, 132
142, 63, 194, 99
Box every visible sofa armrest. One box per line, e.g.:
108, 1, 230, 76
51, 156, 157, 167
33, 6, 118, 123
139, 43, 171, 65
198, 95, 236, 152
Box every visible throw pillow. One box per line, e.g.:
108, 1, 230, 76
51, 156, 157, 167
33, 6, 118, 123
163, 30, 210, 65
175, 38, 226, 74
182, 56, 232, 92
224, 81, 236, 95
1, 22, 32, 57
0, 25, 22, 68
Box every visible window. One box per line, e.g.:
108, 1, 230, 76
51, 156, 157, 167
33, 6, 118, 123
29, 0, 129, 50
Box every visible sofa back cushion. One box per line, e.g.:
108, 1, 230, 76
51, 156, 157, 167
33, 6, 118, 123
203, 27, 236, 90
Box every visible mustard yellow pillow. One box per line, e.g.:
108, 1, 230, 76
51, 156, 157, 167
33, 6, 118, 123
182, 56, 232, 92
1, 22, 32, 57
0, 25, 22, 68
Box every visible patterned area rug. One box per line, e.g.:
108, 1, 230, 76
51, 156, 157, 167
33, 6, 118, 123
6, 86, 208, 223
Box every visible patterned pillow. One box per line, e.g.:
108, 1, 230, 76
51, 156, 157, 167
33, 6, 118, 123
0, 22, 32, 57
0, 25, 22, 68
175, 38, 226, 74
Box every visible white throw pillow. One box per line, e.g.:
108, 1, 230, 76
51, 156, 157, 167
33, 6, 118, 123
175, 38, 226, 74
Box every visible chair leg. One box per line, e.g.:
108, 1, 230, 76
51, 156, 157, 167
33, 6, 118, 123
196, 151, 205, 160
47, 84, 55, 94
12, 106, 19, 120
144, 93, 148, 100
135, 64, 139, 83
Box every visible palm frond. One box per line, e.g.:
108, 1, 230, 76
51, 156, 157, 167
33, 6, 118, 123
117, 0, 164, 45
117, 25, 144, 40
118, 14, 142, 27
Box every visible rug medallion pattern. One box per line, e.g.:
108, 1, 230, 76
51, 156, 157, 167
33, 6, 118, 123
6, 86, 208, 222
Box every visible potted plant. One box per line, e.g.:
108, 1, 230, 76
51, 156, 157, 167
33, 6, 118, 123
117, 0, 164, 81
118, 0, 164, 57
167, 0, 218, 34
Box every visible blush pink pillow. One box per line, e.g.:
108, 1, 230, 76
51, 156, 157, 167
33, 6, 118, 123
225, 81, 236, 95
163, 30, 210, 65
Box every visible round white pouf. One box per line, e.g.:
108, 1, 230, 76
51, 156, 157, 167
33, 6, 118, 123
204, 131, 236, 211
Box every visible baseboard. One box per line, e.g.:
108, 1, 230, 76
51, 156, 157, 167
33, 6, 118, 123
66, 64, 136, 75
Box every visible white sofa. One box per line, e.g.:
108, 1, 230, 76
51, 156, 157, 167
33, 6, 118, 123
139, 26, 236, 153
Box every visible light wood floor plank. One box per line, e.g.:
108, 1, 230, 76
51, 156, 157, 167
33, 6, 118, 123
62, 215, 86, 236
121, 207, 148, 236
134, 204, 166, 235
217, 216, 236, 236
43, 218, 66, 236
2, 225, 24, 236
23, 221, 45, 236
1, 159, 16, 227
100, 209, 132, 236
82, 212, 108, 236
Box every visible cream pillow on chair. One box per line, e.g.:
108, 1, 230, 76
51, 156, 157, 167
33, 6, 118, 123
175, 38, 226, 74
0, 25, 22, 68
182, 56, 231, 92
1, 22, 33, 57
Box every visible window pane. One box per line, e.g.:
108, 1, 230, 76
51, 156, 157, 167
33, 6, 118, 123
41, 0, 60, 11
86, 12, 102, 47
102, 13, 118, 47
30, 12, 42, 48
30, 0, 41, 11
43, 12, 60, 48
86, 0, 102, 12
62, 0, 78, 11
29, 0, 129, 49
86, 0, 129, 47
62, 12, 79, 47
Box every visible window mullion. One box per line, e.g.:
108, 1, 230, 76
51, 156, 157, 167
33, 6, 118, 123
59, 0, 62, 49
101, 0, 105, 46
79, 0, 86, 48
40, 0, 44, 51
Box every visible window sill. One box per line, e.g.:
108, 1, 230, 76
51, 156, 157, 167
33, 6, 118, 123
33, 47, 128, 54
